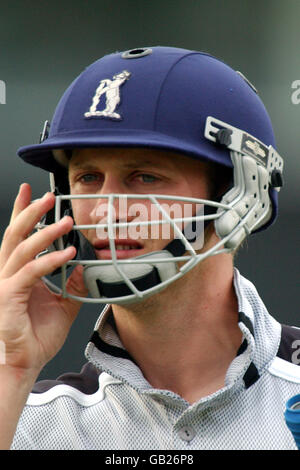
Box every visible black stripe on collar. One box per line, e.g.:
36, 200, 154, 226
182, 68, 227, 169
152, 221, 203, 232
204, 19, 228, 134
238, 313, 259, 388
236, 338, 248, 356
238, 311, 254, 337
90, 331, 137, 365
243, 362, 260, 389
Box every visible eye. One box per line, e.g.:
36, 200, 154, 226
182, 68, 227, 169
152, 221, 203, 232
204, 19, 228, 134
137, 173, 159, 183
79, 173, 101, 183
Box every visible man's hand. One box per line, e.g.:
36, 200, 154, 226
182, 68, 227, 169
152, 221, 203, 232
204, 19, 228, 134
0, 183, 89, 448
0, 182, 89, 373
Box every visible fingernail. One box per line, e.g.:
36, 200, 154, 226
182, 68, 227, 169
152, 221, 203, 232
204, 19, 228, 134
60, 215, 73, 223
17, 183, 25, 195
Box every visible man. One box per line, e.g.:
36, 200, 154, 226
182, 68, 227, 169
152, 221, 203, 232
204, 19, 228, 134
0, 46, 299, 450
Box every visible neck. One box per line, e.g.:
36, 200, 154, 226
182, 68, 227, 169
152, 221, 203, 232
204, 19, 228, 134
111, 252, 242, 404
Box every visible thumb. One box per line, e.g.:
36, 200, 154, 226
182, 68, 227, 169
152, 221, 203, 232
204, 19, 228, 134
63, 265, 89, 314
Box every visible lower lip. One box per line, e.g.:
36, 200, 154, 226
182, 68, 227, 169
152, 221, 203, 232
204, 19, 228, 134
94, 248, 143, 260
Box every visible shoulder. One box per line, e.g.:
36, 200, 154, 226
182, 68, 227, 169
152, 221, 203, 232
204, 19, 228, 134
26, 362, 118, 407
12, 364, 122, 449
268, 325, 300, 383
12, 364, 123, 450
32, 362, 100, 395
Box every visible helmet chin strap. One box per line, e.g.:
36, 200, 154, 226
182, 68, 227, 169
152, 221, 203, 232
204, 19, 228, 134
83, 238, 186, 303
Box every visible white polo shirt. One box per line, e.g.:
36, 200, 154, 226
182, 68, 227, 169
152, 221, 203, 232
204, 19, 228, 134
11, 269, 300, 450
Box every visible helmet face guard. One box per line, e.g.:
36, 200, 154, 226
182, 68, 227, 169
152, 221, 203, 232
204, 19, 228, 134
17, 46, 284, 304
39, 192, 226, 304
36, 117, 283, 305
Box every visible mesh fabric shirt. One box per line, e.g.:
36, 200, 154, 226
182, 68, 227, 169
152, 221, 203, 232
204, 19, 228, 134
11, 269, 300, 450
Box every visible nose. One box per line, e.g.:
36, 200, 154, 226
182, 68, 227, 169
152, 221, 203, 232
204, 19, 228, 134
89, 175, 133, 224
99, 173, 125, 196
91, 197, 132, 226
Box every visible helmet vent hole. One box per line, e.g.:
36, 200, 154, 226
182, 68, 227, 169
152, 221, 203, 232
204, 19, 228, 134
122, 48, 153, 59
130, 49, 145, 55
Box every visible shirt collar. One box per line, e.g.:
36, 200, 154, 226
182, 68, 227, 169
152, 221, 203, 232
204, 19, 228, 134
85, 268, 281, 398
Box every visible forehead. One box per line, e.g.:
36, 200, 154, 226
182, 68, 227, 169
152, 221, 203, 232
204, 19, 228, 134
68, 147, 210, 173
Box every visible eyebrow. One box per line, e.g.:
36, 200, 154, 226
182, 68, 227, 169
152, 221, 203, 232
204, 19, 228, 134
69, 159, 160, 171
120, 160, 159, 169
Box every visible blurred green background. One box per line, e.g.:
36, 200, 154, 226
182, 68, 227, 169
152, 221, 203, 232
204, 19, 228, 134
0, 0, 299, 379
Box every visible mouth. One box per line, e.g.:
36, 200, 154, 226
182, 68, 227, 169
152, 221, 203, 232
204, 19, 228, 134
92, 239, 144, 260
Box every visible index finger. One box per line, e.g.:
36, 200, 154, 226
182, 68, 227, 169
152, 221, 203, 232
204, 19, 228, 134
10, 183, 32, 224
0, 190, 56, 272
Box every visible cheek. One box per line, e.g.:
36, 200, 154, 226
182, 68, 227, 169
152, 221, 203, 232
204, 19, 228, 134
185, 177, 210, 200
174, 163, 211, 200
71, 201, 95, 224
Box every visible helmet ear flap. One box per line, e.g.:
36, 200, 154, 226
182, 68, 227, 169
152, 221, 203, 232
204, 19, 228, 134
215, 151, 272, 250
53, 167, 70, 195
